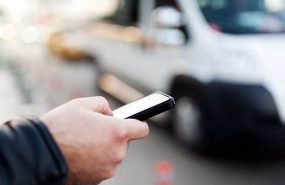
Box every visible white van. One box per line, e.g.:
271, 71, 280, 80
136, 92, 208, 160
83, 0, 285, 153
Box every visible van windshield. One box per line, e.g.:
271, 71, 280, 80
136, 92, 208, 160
196, 0, 285, 34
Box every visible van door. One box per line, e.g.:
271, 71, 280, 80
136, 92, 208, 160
87, 0, 143, 82
90, 0, 190, 94
117, 0, 190, 92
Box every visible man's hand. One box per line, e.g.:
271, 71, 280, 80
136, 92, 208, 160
41, 97, 149, 185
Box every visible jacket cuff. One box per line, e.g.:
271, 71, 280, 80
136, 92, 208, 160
1, 117, 68, 185
31, 118, 68, 180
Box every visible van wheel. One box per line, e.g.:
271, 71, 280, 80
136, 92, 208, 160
173, 92, 209, 149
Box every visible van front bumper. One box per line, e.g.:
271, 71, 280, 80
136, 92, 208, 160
204, 82, 285, 155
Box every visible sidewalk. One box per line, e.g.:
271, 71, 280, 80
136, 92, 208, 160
0, 68, 48, 124
0, 68, 23, 123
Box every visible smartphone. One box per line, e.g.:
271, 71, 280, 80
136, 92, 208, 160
112, 92, 175, 121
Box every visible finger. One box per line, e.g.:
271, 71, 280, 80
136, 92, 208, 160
80, 96, 113, 116
123, 119, 149, 141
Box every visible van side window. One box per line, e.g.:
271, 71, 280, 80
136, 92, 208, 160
104, 0, 140, 27
155, 0, 180, 9
154, 0, 190, 42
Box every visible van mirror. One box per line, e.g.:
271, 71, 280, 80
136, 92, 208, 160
150, 6, 186, 46
151, 6, 185, 28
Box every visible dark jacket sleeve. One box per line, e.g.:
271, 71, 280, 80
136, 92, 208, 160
0, 118, 68, 185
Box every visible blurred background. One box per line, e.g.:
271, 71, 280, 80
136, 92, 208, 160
1, 0, 285, 184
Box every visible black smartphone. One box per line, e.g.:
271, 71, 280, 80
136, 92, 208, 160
112, 92, 175, 121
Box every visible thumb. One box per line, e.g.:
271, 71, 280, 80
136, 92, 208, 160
124, 119, 149, 141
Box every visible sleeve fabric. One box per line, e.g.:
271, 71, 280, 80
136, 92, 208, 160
0, 118, 68, 185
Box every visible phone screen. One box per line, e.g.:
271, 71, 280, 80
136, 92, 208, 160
113, 93, 171, 119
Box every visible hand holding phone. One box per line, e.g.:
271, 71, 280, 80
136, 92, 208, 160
113, 92, 175, 121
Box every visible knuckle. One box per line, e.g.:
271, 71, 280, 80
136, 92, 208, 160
70, 97, 84, 104
114, 151, 126, 164
114, 126, 128, 140
96, 96, 108, 105
69, 98, 78, 104
102, 170, 116, 179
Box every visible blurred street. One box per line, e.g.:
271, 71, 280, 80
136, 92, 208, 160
0, 67, 48, 123
0, 69, 22, 123
1, 0, 285, 185
1, 61, 285, 185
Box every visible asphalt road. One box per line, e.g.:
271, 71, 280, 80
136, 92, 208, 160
102, 122, 285, 185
